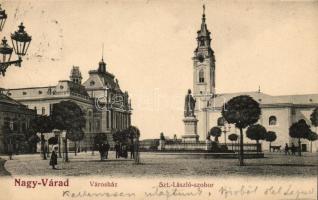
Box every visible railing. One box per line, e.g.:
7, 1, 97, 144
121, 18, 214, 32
165, 142, 206, 151
162, 142, 261, 152
226, 143, 262, 152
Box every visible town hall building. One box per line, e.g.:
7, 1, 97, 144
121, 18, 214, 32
4, 57, 132, 152
191, 7, 318, 151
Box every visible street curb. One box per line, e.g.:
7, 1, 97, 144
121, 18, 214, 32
0, 157, 11, 176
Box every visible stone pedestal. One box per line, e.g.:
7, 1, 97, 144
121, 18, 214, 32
206, 139, 212, 151
158, 139, 165, 150
182, 116, 199, 142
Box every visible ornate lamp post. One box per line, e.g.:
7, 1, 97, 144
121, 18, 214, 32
0, 5, 7, 31
222, 124, 231, 145
0, 4, 32, 76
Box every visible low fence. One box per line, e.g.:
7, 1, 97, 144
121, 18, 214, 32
164, 141, 206, 151
162, 142, 261, 152
139, 139, 262, 153
225, 143, 262, 152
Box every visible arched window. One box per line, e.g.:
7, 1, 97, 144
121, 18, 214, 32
200, 40, 204, 46
217, 117, 225, 126
269, 116, 277, 126
199, 69, 204, 83
12, 119, 18, 131
95, 120, 100, 131
89, 121, 92, 132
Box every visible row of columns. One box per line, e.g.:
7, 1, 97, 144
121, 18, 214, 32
109, 110, 131, 130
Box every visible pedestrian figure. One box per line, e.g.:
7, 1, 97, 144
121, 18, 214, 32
284, 143, 290, 155
130, 143, 134, 159
291, 143, 296, 155
105, 142, 110, 159
7, 143, 13, 160
50, 146, 58, 169
99, 144, 105, 161
115, 143, 120, 159
122, 145, 128, 159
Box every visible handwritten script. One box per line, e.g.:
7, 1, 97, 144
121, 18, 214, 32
61, 183, 316, 200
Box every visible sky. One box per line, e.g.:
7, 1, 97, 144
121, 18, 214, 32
0, 0, 317, 139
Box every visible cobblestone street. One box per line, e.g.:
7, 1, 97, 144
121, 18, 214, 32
0, 151, 317, 177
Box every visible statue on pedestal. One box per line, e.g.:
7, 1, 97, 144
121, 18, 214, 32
182, 89, 199, 142
184, 89, 196, 117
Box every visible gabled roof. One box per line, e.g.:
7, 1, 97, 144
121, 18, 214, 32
0, 92, 25, 106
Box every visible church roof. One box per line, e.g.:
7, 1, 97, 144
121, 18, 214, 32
208, 91, 318, 108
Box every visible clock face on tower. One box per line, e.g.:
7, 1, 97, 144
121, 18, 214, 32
198, 54, 204, 63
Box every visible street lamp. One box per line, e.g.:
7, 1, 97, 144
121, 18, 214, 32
0, 4, 32, 76
222, 124, 231, 145
0, 5, 7, 31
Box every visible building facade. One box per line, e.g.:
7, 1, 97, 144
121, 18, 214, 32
82, 58, 132, 146
0, 88, 37, 153
6, 58, 132, 151
192, 8, 318, 151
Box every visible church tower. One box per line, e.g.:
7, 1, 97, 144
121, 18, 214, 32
193, 5, 216, 97
70, 66, 82, 84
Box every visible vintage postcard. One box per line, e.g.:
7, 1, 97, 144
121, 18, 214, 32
0, 0, 317, 200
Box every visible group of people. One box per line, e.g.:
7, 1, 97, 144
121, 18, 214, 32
98, 142, 110, 161
115, 143, 135, 159
284, 143, 298, 155
48, 142, 136, 169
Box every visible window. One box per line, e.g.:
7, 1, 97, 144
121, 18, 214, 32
90, 81, 95, 86
106, 111, 110, 129
42, 107, 45, 115
199, 69, 204, 83
22, 123, 26, 132
38, 90, 42, 94
89, 122, 92, 132
95, 120, 100, 131
12, 119, 18, 131
269, 116, 277, 126
217, 117, 225, 126
23, 91, 27, 95
200, 39, 205, 46
60, 85, 64, 89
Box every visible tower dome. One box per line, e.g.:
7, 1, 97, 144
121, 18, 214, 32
98, 58, 106, 74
